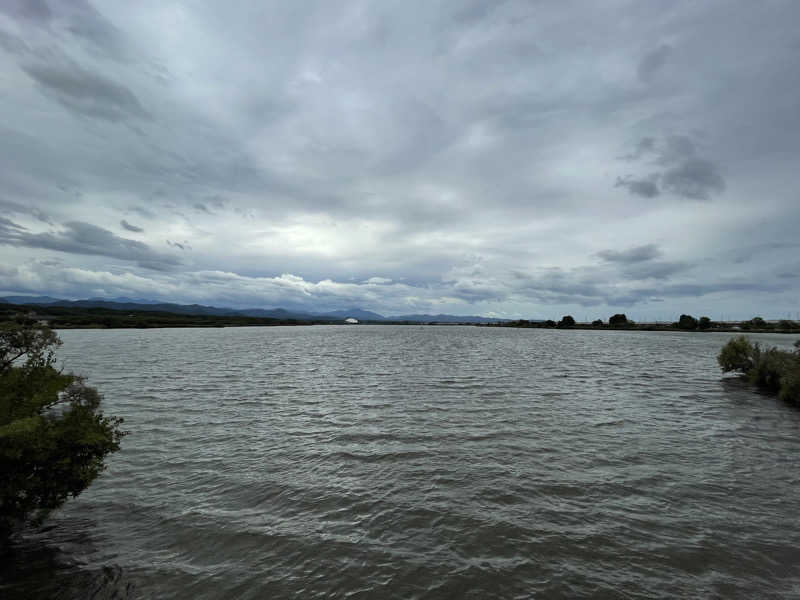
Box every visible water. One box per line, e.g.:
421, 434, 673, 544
3, 326, 800, 598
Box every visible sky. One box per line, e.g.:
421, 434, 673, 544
1, 1, 799, 320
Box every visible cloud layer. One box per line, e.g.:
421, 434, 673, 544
1, 1, 799, 319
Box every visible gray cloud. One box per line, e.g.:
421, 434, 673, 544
619, 137, 656, 161
661, 158, 725, 200
637, 44, 671, 81
0, 219, 178, 268
65, 0, 131, 62
120, 219, 143, 232
597, 244, 662, 264
0, 2, 798, 319
0, 198, 52, 223
21, 61, 149, 122
616, 135, 725, 200
621, 261, 690, 281
615, 175, 660, 198
0, 0, 51, 23
167, 240, 189, 251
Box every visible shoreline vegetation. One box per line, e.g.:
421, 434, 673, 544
490, 313, 800, 334
1, 320, 124, 537
718, 336, 800, 406
1, 302, 799, 332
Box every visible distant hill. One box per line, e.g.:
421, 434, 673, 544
0, 296, 509, 324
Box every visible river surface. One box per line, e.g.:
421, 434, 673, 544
3, 326, 800, 598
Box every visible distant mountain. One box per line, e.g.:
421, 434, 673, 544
0, 296, 509, 324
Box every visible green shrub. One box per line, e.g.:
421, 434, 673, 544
0, 320, 125, 536
609, 314, 628, 326
778, 369, 800, 405
557, 315, 575, 328
718, 336, 800, 406
717, 336, 756, 373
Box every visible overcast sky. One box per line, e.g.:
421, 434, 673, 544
1, 1, 798, 319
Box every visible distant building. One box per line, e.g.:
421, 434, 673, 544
344, 317, 359, 324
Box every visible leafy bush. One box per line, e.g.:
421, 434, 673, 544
0, 320, 125, 536
609, 314, 628, 326
557, 315, 575, 328
591, 319, 603, 326
698, 316, 712, 330
678, 314, 698, 330
717, 336, 756, 372
718, 335, 800, 406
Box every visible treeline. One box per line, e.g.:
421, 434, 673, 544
497, 313, 800, 332
719, 336, 800, 405
671, 315, 800, 332
0, 303, 336, 329
497, 313, 635, 328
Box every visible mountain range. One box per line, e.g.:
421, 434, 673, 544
0, 296, 509, 324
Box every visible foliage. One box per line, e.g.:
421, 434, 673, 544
557, 315, 575, 328
608, 314, 628, 326
591, 319, 603, 326
0, 320, 125, 536
718, 336, 757, 372
698, 316, 712, 330
718, 335, 800, 406
678, 314, 698, 330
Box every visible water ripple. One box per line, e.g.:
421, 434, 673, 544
4, 326, 800, 599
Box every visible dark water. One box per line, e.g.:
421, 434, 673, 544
3, 326, 800, 599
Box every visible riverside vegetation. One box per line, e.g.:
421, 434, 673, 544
499, 313, 800, 333
718, 336, 800, 405
0, 319, 124, 537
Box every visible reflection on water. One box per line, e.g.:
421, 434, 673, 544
3, 326, 800, 599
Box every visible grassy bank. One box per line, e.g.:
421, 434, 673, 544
718, 336, 800, 405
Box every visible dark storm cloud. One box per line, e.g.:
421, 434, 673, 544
120, 219, 143, 232
637, 45, 671, 81
0, 220, 177, 268
597, 244, 661, 264
21, 61, 149, 122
